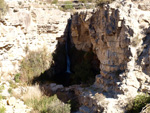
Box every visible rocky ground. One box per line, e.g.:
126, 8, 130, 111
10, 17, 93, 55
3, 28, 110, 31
71, 0, 150, 112
0, 76, 32, 113
0, 0, 70, 77
0, 0, 70, 112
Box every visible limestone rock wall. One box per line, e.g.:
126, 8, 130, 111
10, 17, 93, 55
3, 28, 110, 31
71, 4, 132, 94
0, 0, 70, 77
71, 0, 150, 112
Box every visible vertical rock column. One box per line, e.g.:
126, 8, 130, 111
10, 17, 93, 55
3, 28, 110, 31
89, 8, 131, 94
71, 6, 132, 95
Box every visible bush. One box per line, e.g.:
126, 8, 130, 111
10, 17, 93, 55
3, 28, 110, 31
64, 1, 73, 10
79, 0, 87, 3
20, 46, 52, 84
52, 0, 58, 4
96, 0, 114, 6
24, 95, 71, 113
14, 73, 20, 83
8, 88, 12, 94
126, 93, 150, 113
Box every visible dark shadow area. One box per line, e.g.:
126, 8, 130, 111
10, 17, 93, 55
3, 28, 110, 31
136, 33, 150, 75
33, 18, 100, 87
41, 83, 80, 112
30, 18, 100, 112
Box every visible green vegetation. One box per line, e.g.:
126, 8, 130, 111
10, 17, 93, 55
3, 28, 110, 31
0, 0, 7, 17
0, 94, 3, 100
0, 85, 4, 93
8, 88, 12, 94
14, 73, 20, 83
63, 1, 73, 10
126, 93, 150, 113
24, 95, 71, 113
20, 46, 52, 84
96, 0, 115, 6
52, 0, 58, 4
0, 106, 6, 113
79, 0, 87, 3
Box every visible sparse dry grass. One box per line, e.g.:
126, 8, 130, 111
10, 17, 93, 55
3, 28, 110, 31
22, 84, 43, 101
20, 46, 52, 84
22, 85, 71, 113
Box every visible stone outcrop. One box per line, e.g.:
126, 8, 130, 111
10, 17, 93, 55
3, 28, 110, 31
71, 0, 150, 112
0, 0, 70, 77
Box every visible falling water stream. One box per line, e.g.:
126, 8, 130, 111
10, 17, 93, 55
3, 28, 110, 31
66, 19, 71, 74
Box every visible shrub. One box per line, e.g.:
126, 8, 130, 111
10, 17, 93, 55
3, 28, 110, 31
52, 0, 58, 4
24, 95, 71, 113
20, 46, 52, 84
126, 93, 150, 113
14, 73, 20, 83
8, 88, 12, 94
79, 0, 87, 3
96, 0, 114, 6
0, 106, 6, 113
64, 1, 73, 10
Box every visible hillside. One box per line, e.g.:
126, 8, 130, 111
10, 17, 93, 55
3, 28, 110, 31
0, 0, 150, 113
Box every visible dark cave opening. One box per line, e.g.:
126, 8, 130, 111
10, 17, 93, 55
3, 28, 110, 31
31, 18, 100, 112
33, 19, 100, 87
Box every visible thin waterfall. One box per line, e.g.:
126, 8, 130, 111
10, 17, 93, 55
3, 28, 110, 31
66, 19, 71, 74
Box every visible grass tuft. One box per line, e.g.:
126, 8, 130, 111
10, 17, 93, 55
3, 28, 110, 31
24, 94, 71, 113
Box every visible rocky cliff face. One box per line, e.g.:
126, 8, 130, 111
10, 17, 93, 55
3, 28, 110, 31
0, 0, 70, 77
71, 0, 150, 112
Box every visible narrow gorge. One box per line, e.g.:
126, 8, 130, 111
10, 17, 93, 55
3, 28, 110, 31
0, 0, 150, 113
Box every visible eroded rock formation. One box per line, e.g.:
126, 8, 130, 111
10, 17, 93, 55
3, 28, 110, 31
0, 0, 70, 77
71, 0, 150, 112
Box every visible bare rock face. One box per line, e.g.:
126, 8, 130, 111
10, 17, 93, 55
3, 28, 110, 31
71, 0, 150, 112
132, 0, 150, 11
0, 0, 70, 77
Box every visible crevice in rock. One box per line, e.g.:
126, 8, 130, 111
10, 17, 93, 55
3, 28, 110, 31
31, 18, 100, 112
